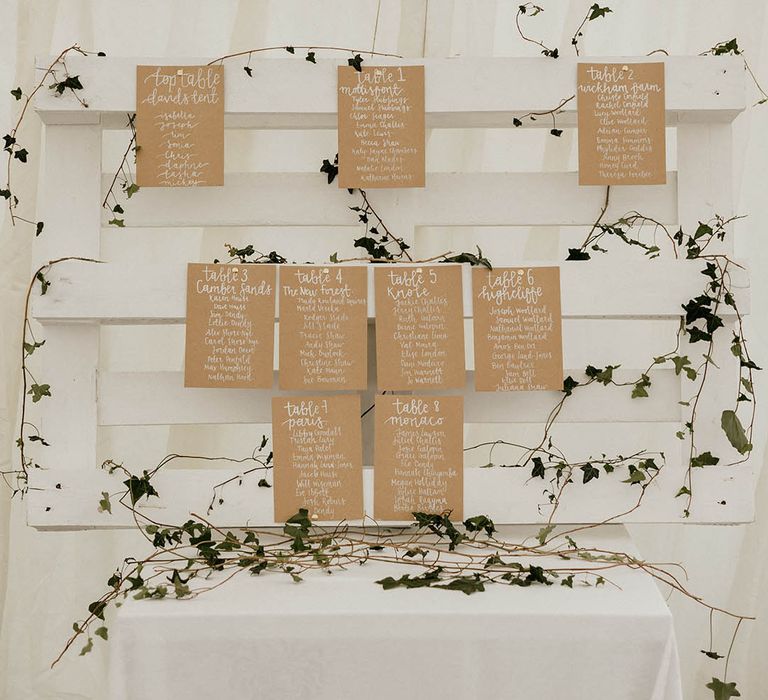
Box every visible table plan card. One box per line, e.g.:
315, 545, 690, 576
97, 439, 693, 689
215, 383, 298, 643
279, 266, 368, 391
337, 65, 425, 189
374, 395, 463, 520
184, 263, 275, 388
472, 267, 563, 392
577, 62, 666, 185
272, 395, 364, 522
136, 65, 224, 187
374, 265, 465, 390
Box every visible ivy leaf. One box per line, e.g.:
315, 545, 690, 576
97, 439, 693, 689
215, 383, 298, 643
122, 473, 159, 505
28, 383, 51, 402
98, 491, 112, 514
124, 183, 140, 198
285, 46, 295, 54
701, 649, 724, 660
306, 51, 316, 64
257, 478, 271, 488
709, 39, 740, 56
88, 600, 107, 620
11, 87, 22, 100
112, 204, 124, 214
531, 456, 546, 479
675, 486, 691, 498
348, 54, 364, 71
550, 128, 563, 137
512, 117, 523, 127
566, 248, 591, 261
435, 575, 486, 595
79, 637, 93, 656
14, 148, 28, 163
580, 463, 600, 484
108, 218, 125, 227
23, 339, 45, 356
243, 66, 253, 77
536, 523, 555, 545
94, 626, 108, 641
35, 221, 44, 236
2, 134, 15, 150
35, 271, 50, 294
562, 376, 579, 396
705, 678, 740, 700
0, 188, 10, 199
721, 410, 752, 455
463, 515, 496, 536
320, 157, 339, 184
588, 4, 612, 20
691, 451, 720, 468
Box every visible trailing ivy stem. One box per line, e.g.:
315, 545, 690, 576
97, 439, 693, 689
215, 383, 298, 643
18, 257, 102, 488
359, 188, 413, 261
207, 46, 403, 65
5, 44, 87, 225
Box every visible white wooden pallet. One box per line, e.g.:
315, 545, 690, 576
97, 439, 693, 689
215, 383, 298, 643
28, 55, 751, 529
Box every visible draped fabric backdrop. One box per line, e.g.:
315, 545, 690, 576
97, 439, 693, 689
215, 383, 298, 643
0, 2, 766, 698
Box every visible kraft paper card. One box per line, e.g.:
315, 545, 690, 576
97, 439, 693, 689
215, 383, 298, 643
374, 395, 463, 520
472, 267, 564, 392
374, 265, 465, 390
184, 263, 275, 388
278, 265, 368, 391
272, 394, 364, 522
136, 65, 224, 187
337, 65, 425, 189
577, 62, 666, 185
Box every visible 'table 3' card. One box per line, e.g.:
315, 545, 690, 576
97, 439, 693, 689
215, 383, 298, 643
184, 263, 275, 388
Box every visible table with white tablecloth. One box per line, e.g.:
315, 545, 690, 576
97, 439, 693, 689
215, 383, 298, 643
109, 525, 682, 700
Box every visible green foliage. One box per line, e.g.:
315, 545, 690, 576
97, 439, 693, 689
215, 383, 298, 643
50, 75, 84, 95
98, 491, 112, 514
588, 4, 612, 20
320, 155, 338, 184
463, 514, 496, 537
691, 451, 720, 468
122, 472, 159, 505
721, 410, 752, 455
412, 512, 465, 550
10, 87, 22, 100
27, 383, 51, 402
440, 247, 492, 269
706, 678, 740, 699
708, 39, 740, 56
348, 54, 364, 71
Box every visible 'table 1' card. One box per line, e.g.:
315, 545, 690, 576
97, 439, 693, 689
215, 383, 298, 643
337, 65, 425, 189
184, 263, 275, 388
374, 395, 463, 521
272, 394, 364, 523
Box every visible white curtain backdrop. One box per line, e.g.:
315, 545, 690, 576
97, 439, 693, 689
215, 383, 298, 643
0, 1, 766, 698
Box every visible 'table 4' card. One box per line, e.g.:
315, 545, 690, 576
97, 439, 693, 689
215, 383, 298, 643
278, 265, 368, 391
272, 394, 364, 523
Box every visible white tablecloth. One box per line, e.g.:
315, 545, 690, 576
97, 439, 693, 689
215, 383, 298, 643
109, 525, 682, 700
